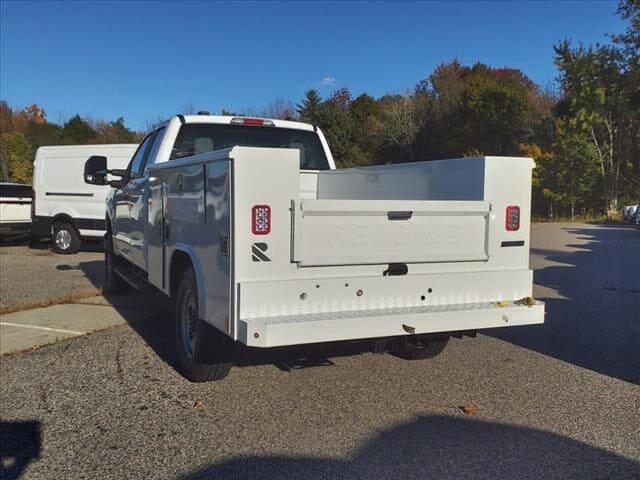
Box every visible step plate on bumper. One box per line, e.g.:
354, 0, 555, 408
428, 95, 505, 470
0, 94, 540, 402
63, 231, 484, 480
239, 300, 544, 348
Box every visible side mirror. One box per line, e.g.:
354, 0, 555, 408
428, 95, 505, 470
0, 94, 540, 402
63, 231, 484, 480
84, 156, 108, 185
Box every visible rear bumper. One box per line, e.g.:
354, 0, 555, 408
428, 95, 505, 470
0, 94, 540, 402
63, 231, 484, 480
0, 221, 31, 235
239, 300, 545, 348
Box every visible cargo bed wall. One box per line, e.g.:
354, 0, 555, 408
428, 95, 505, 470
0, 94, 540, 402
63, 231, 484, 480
483, 156, 534, 271
316, 157, 485, 201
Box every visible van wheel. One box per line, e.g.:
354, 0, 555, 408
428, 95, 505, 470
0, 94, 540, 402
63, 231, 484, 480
175, 267, 233, 382
52, 222, 81, 254
104, 233, 130, 294
395, 337, 449, 360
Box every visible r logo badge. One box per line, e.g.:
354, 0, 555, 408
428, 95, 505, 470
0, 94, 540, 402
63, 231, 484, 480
252, 243, 270, 262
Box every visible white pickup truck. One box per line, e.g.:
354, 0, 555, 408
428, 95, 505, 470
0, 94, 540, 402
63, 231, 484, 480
84, 113, 544, 381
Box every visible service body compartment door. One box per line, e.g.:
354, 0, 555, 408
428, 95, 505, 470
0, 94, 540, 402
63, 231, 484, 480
292, 200, 490, 266
202, 161, 233, 334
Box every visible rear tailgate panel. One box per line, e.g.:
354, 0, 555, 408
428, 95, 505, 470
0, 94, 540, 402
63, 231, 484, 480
292, 199, 490, 266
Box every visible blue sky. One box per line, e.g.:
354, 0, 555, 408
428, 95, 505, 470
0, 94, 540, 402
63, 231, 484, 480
0, 0, 626, 130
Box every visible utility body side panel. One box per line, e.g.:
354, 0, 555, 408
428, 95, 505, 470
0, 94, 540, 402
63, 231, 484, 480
148, 152, 232, 335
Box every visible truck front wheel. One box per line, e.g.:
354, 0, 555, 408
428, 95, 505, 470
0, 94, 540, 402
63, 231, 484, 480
394, 336, 449, 360
175, 267, 233, 382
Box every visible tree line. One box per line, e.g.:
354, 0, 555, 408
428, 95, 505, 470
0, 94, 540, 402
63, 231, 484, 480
1, 0, 637, 218
293, 0, 639, 218
0, 105, 141, 184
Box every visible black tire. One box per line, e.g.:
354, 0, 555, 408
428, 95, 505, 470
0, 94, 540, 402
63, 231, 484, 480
104, 233, 130, 294
395, 337, 449, 360
51, 222, 81, 254
175, 267, 233, 382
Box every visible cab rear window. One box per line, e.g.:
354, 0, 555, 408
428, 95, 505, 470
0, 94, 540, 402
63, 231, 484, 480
170, 124, 330, 170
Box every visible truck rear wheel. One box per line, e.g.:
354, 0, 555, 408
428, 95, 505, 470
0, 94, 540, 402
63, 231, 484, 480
395, 337, 449, 360
104, 233, 130, 294
52, 222, 81, 254
175, 267, 233, 382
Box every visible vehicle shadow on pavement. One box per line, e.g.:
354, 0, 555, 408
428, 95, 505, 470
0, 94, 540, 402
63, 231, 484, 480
490, 223, 640, 385
0, 420, 41, 480
56, 261, 105, 289
179, 414, 639, 480
102, 300, 369, 374
75, 261, 351, 376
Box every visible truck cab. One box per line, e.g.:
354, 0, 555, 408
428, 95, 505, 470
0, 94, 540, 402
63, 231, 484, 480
104, 115, 335, 271
86, 113, 544, 382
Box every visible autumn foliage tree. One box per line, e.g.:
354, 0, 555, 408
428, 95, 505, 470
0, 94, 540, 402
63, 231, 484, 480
0, 102, 140, 183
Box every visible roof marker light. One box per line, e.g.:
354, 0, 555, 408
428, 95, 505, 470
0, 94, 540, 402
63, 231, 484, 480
230, 117, 275, 127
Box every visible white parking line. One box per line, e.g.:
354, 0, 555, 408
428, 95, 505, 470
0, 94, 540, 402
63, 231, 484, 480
0, 322, 85, 336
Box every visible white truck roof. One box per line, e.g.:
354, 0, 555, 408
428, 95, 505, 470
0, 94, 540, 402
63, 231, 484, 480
150, 115, 335, 169
157, 115, 317, 131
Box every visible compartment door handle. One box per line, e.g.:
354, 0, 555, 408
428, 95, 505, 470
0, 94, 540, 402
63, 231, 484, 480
388, 211, 413, 221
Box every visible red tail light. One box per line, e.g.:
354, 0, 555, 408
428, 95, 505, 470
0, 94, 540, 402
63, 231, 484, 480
252, 205, 271, 235
505, 206, 520, 231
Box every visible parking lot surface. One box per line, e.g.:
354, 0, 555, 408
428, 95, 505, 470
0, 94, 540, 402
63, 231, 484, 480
0, 223, 639, 480
0, 242, 103, 311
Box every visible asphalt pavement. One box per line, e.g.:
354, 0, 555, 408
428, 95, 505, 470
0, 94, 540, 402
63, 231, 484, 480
0, 241, 103, 311
0, 223, 638, 480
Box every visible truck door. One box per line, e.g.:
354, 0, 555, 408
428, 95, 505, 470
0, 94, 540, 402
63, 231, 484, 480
113, 132, 155, 263
127, 129, 164, 270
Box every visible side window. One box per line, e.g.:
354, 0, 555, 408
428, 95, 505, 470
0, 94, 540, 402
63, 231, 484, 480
128, 133, 155, 180
145, 127, 166, 168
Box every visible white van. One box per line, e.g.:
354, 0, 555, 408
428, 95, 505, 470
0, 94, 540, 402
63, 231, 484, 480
32, 144, 138, 253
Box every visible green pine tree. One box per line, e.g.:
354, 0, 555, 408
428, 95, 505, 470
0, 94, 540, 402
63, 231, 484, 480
296, 89, 324, 125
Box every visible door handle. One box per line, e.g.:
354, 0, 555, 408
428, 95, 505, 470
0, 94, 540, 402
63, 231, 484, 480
388, 211, 413, 221
220, 235, 229, 256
